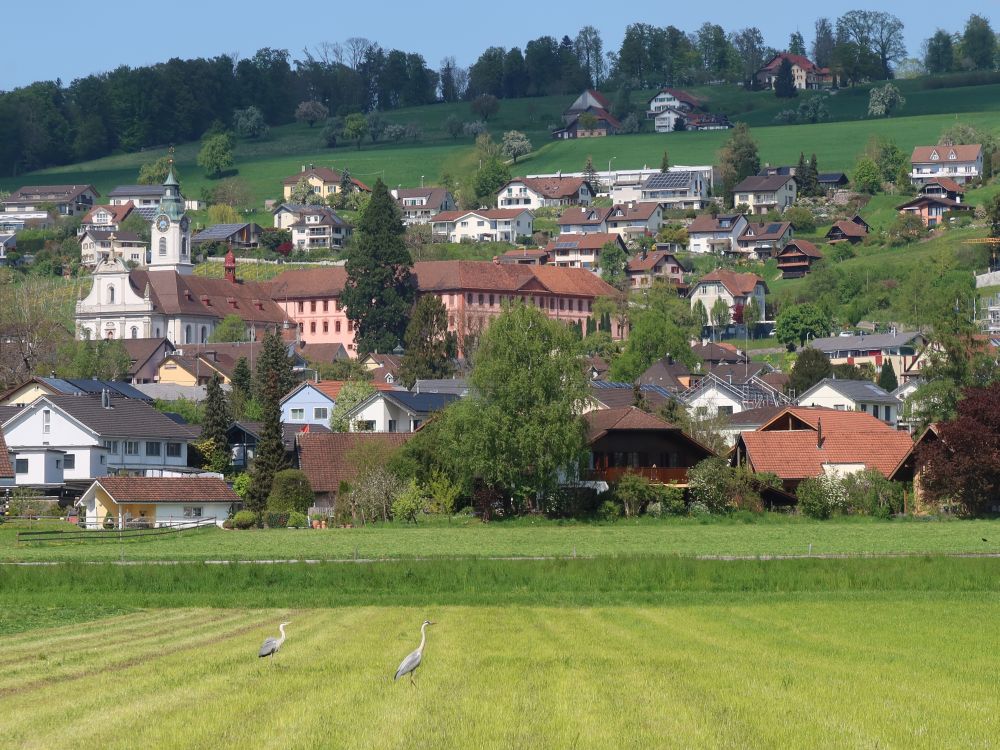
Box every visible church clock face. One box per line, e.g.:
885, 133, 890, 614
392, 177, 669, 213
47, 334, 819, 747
156, 215, 169, 232
180, 216, 189, 232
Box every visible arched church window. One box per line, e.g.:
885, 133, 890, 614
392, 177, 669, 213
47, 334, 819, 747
107, 285, 116, 304
182, 238, 188, 257
185, 325, 192, 344
159, 237, 167, 257
131, 327, 138, 339
200, 326, 208, 343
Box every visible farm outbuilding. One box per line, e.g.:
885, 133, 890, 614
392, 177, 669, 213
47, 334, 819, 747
77, 476, 238, 529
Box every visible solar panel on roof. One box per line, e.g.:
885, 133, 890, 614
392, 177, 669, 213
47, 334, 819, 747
555, 241, 580, 249
765, 223, 782, 234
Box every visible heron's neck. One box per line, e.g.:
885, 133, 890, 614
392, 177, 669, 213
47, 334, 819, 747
419, 623, 428, 651
279, 623, 287, 641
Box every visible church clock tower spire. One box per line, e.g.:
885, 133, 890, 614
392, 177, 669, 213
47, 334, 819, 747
149, 148, 193, 275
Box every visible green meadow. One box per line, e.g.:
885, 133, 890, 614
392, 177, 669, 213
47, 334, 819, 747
4, 516, 1000, 562
2, 557, 999, 748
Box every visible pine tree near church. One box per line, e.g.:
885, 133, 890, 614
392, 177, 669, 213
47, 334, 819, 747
253, 328, 295, 401
341, 179, 415, 355
245, 370, 286, 515
201, 372, 230, 472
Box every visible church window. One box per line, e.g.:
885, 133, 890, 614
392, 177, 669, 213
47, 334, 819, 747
107, 285, 116, 304
131, 327, 138, 339
200, 326, 208, 343
159, 238, 167, 257
182, 238, 188, 257
185, 325, 192, 344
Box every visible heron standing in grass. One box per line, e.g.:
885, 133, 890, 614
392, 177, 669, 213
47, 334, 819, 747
394, 620, 435, 685
259, 622, 290, 662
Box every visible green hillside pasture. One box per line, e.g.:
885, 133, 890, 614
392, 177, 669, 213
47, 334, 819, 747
5, 516, 1000, 562
519, 110, 1000, 178
2, 596, 998, 748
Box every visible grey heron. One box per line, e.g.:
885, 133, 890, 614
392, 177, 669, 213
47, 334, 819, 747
394, 620, 435, 685
258, 621, 290, 661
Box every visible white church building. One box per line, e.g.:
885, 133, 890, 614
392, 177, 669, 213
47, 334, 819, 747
75, 167, 291, 344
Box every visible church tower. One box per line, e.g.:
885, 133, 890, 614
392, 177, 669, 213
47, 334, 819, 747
149, 161, 193, 274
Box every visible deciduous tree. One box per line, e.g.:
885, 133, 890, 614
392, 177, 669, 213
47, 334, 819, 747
399, 295, 454, 388
787, 346, 832, 396
501, 130, 532, 163
776, 302, 831, 348
718, 123, 760, 207
295, 100, 329, 128
233, 106, 269, 138
342, 112, 368, 149
208, 314, 248, 343
197, 133, 233, 178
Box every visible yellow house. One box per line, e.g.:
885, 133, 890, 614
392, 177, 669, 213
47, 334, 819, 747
78, 476, 239, 529
0, 380, 54, 407
281, 166, 370, 201
0, 377, 152, 407
156, 355, 230, 386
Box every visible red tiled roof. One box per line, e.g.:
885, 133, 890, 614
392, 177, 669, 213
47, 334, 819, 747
740, 221, 792, 242
607, 202, 659, 222
584, 406, 678, 442
911, 145, 982, 163
558, 206, 612, 226
740, 406, 914, 480
827, 220, 868, 238
82, 202, 134, 224
95, 477, 240, 504
545, 232, 622, 252
414, 261, 618, 297
507, 177, 588, 199
654, 88, 702, 109
778, 239, 822, 258
627, 250, 679, 272
923, 176, 965, 193
896, 195, 964, 210
297, 432, 412, 495
432, 208, 530, 223
128, 270, 290, 326
759, 52, 822, 73
586, 89, 612, 109
687, 214, 744, 233
696, 268, 767, 297
266, 267, 348, 299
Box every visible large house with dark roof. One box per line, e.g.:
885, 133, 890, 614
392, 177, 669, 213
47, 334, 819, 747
345, 391, 457, 433
734, 221, 793, 260
497, 177, 594, 209
2, 184, 99, 220
645, 88, 701, 132
553, 90, 621, 139
108, 184, 166, 209
1, 393, 197, 486
733, 174, 797, 215
297, 431, 413, 508
191, 223, 262, 249
825, 215, 870, 244
391, 188, 456, 225
637, 171, 709, 210
78, 203, 136, 236
776, 239, 823, 279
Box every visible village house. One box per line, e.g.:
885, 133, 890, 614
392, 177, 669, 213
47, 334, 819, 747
360, 353, 404, 385
0, 433, 13, 488
910, 144, 983, 185
817, 172, 850, 191
557, 205, 611, 234
273, 204, 352, 249
227, 420, 327, 471
296, 431, 412, 509
611, 166, 715, 203
796, 378, 901, 427
2, 184, 99, 221
0, 377, 152, 408
79, 230, 148, 268
917, 177, 965, 203
807, 332, 925, 381
679, 371, 790, 419
553, 89, 621, 139
895, 193, 971, 227
78, 203, 136, 236
688, 269, 767, 324
733, 175, 797, 215
544, 232, 625, 270
499, 248, 550, 265
279, 380, 396, 428
626, 249, 686, 290
108, 185, 165, 211
733, 221, 793, 260
281, 165, 370, 201
121, 338, 175, 384
645, 87, 701, 132
684, 113, 732, 131
0, 233, 15, 265
156, 341, 306, 387
686, 213, 749, 254
581, 406, 715, 488
345, 391, 457, 433
191, 223, 263, 250
605, 202, 663, 239
634, 171, 709, 210
78, 476, 238, 529
431, 209, 533, 243
497, 177, 594, 209
775, 239, 823, 279
732, 406, 913, 492
391, 188, 456, 225
1, 392, 196, 487
755, 53, 832, 90
825, 215, 870, 244
266, 261, 622, 355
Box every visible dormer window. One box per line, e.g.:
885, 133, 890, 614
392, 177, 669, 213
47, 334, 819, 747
948, 150, 956, 160
930, 151, 939, 161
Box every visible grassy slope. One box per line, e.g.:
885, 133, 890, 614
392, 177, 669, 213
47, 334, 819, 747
5, 516, 1000, 562
1, 593, 998, 747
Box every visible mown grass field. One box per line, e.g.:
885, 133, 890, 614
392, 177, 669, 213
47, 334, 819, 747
2, 556, 999, 748
4, 516, 1000, 562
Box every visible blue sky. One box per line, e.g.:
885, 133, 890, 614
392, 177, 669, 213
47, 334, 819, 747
2, 1, 990, 90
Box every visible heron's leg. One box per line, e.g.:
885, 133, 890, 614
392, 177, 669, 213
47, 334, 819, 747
410, 672, 416, 686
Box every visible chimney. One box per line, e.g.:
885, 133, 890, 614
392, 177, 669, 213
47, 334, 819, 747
301, 165, 306, 172
816, 417, 824, 449
101, 389, 112, 409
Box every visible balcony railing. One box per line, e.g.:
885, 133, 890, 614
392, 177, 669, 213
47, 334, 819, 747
583, 467, 689, 484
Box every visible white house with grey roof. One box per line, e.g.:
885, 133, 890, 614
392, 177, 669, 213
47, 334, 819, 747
807, 332, 925, 382
1, 393, 196, 486
795, 378, 901, 427
108, 184, 165, 209
632, 171, 709, 210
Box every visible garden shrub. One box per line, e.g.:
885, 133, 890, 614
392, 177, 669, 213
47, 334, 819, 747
687, 500, 711, 517
841, 470, 904, 518
391, 480, 426, 524
287, 511, 309, 528
614, 474, 658, 517
264, 512, 289, 528
266, 469, 314, 514
543, 486, 601, 518
426, 470, 462, 514
232, 510, 257, 529
661, 486, 686, 516
597, 500, 621, 522
796, 476, 849, 519
646, 502, 663, 518
232, 473, 251, 502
